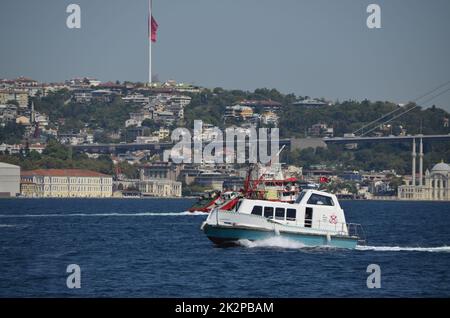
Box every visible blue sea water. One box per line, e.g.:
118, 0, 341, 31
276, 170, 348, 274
0, 198, 449, 297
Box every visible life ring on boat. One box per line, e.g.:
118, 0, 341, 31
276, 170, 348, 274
329, 215, 338, 224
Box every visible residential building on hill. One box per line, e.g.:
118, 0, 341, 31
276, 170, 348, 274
224, 105, 254, 120
240, 99, 282, 112
0, 89, 28, 107
308, 123, 334, 137
293, 98, 329, 108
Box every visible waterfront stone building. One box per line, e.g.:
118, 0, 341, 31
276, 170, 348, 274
20, 169, 112, 198
112, 179, 182, 197
137, 162, 182, 197
138, 179, 182, 197
398, 161, 450, 201
139, 161, 181, 181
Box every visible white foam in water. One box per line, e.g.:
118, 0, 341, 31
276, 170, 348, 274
180, 211, 209, 216
237, 238, 450, 253
0, 211, 209, 218
356, 245, 450, 253
238, 237, 308, 249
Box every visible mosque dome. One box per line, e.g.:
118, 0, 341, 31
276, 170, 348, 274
431, 161, 450, 173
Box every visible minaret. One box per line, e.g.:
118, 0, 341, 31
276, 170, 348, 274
30, 101, 36, 123
411, 138, 416, 186
419, 138, 424, 186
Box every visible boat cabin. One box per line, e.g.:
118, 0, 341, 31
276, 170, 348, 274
234, 189, 348, 233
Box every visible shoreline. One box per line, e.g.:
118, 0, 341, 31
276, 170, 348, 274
2, 196, 197, 200
1, 196, 449, 203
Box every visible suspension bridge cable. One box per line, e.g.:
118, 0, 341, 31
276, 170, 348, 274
353, 79, 450, 135
360, 85, 450, 136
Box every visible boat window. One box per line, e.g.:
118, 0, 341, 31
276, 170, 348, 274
251, 205, 263, 216
295, 191, 306, 204
307, 194, 334, 206
275, 207, 285, 220
264, 207, 274, 219
286, 208, 296, 221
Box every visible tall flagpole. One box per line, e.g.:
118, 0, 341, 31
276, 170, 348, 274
148, 0, 152, 84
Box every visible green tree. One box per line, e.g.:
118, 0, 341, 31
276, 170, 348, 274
141, 119, 160, 131
43, 140, 70, 160
0, 122, 25, 144
118, 162, 139, 179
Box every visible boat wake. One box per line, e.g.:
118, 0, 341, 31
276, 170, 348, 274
237, 237, 308, 249
236, 237, 450, 253
356, 245, 450, 253
0, 211, 209, 218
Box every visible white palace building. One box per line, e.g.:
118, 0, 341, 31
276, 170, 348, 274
398, 138, 450, 200
20, 169, 113, 198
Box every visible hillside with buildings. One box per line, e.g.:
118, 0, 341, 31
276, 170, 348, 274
1, 76, 449, 199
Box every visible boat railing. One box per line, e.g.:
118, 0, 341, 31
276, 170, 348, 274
311, 219, 366, 244
348, 223, 367, 245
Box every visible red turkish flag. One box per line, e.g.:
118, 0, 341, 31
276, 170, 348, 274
149, 15, 158, 42
319, 177, 330, 183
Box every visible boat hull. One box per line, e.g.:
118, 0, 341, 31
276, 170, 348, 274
203, 224, 358, 249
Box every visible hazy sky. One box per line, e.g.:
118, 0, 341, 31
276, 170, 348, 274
1, 0, 450, 110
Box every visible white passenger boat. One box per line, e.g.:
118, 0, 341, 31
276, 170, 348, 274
201, 189, 366, 249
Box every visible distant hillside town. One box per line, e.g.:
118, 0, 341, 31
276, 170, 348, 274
0, 76, 449, 200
